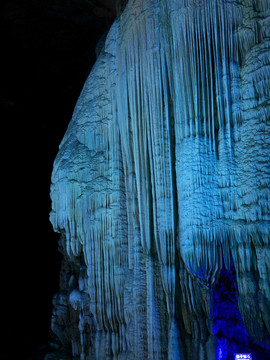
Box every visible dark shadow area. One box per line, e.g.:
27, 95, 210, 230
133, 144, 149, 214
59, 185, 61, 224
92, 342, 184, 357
0, 0, 115, 358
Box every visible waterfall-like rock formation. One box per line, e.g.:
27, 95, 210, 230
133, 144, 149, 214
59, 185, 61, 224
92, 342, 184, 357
49, 0, 270, 359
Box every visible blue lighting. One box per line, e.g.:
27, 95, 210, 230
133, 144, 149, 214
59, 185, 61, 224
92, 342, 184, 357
213, 267, 250, 360
216, 338, 228, 360
212, 265, 270, 359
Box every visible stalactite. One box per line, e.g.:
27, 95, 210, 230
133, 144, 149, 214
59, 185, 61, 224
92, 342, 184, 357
49, 0, 270, 358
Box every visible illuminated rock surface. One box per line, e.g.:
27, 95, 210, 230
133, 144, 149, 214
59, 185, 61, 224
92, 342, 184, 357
49, 0, 270, 359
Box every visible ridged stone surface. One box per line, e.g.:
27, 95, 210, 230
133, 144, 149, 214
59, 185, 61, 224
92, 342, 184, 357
49, 0, 270, 359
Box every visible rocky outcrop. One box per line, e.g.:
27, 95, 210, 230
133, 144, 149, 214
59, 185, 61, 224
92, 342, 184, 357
49, 0, 270, 359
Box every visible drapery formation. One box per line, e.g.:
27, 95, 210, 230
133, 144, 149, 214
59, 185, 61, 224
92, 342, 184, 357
50, 0, 270, 358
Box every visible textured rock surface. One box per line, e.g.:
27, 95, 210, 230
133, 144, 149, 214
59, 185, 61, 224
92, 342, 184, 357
50, 0, 270, 359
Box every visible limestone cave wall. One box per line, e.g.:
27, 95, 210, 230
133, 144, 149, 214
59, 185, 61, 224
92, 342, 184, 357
49, 0, 270, 358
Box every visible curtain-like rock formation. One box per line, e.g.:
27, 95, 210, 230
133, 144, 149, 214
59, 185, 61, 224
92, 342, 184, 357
49, 0, 270, 359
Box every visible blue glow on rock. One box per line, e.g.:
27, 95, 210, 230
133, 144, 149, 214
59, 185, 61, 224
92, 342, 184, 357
213, 266, 270, 359
216, 339, 228, 360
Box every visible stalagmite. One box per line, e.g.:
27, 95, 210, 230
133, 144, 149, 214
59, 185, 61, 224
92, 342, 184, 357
49, 0, 270, 359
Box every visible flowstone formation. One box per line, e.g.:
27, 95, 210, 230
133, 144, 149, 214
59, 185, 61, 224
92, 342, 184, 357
49, 0, 270, 359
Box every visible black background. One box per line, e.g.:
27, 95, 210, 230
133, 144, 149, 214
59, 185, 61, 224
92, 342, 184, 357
1, 0, 115, 358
